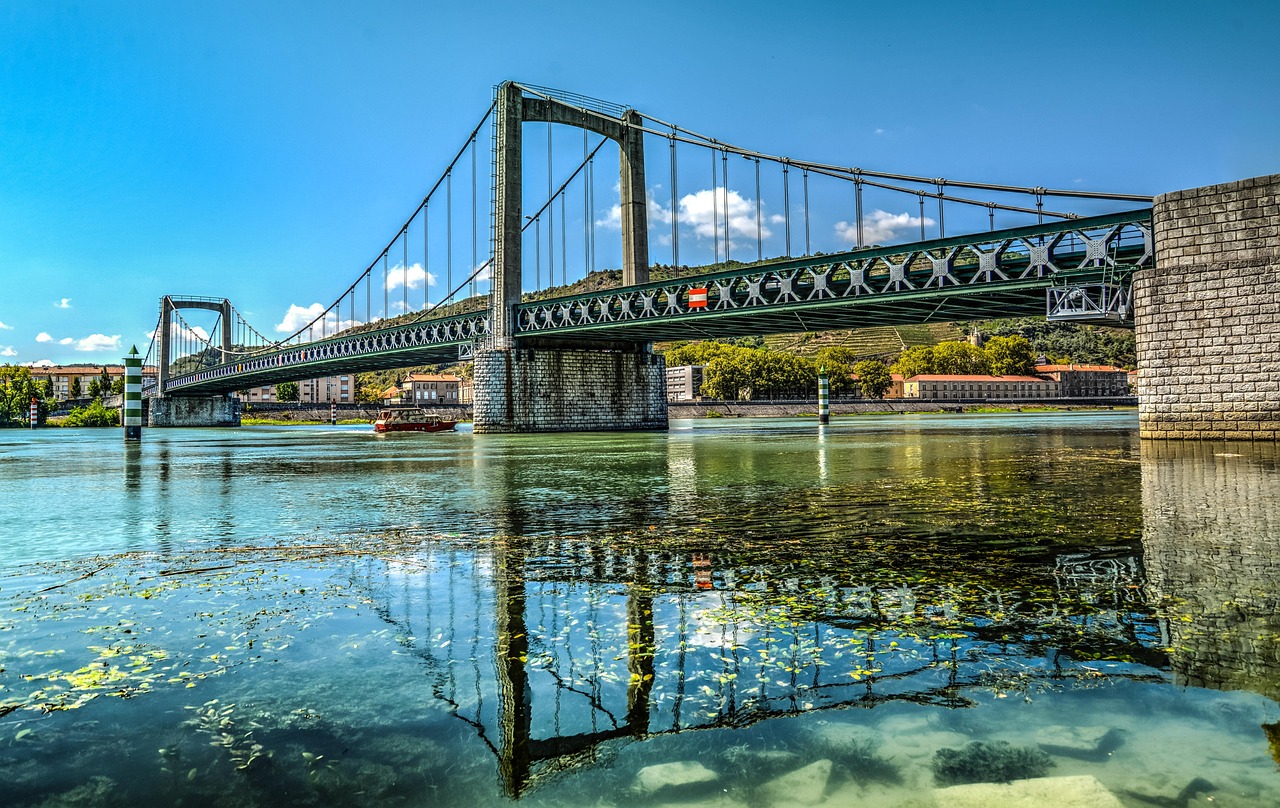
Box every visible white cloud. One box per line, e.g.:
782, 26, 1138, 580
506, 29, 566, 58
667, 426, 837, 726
0, 321, 11, 330
59, 338, 74, 345
54, 298, 72, 309
274, 303, 362, 339
834, 209, 936, 247
21, 359, 55, 367
383, 262, 436, 292
603, 187, 776, 252
75, 334, 122, 352
874, 128, 886, 135
36, 332, 53, 343
275, 303, 326, 334
0, 346, 15, 357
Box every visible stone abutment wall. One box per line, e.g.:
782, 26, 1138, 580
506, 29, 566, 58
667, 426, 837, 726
1137, 174, 1280, 440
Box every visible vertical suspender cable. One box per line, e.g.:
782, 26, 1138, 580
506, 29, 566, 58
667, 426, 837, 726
471, 138, 478, 300
365, 270, 370, 324
430, 203, 435, 311
547, 122, 553, 289
855, 177, 864, 249
669, 131, 679, 268
918, 193, 926, 241
447, 170, 453, 301
988, 203, 995, 231
803, 168, 811, 256
783, 162, 791, 257
588, 145, 596, 273
720, 150, 729, 260
936, 180, 946, 238
402, 229, 408, 315
560, 193, 567, 285
710, 149, 719, 264
753, 157, 762, 262
583, 128, 590, 278
383, 253, 388, 320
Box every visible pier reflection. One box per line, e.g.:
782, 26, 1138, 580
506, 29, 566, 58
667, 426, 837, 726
1140, 441, 1280, 699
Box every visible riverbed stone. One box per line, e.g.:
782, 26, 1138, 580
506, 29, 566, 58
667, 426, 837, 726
756, 759, 832, 806
1035, 725, 1122, 760
632, 761, 719, 797
931, 774, 1124, 807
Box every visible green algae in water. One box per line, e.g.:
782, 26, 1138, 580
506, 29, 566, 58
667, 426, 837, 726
931, 740, 1054, 786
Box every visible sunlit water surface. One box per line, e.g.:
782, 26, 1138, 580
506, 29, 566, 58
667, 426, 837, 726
2, 413, 1280, 807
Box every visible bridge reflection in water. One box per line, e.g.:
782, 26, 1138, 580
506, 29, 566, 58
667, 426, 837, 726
339, 529, 1163, 797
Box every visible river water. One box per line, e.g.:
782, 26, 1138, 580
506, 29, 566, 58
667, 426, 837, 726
1, 413, 1279, 807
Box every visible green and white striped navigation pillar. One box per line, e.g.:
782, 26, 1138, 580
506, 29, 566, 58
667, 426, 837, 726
124, 345, 143, 441
29, 397, 38, 429
818, 365, 830, 425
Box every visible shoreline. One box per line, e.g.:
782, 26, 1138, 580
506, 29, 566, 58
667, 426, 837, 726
237, 398, 1136, 425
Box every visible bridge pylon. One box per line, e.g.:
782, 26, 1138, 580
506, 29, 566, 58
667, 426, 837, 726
479, 82, 665, 433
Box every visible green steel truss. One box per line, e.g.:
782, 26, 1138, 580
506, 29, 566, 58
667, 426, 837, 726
163, 209, 1151, 396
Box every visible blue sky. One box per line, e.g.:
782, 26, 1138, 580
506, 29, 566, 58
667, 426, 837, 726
1, 0, 1276, 366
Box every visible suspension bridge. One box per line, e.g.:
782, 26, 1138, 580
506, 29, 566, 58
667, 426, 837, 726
138, 80, 1277, 437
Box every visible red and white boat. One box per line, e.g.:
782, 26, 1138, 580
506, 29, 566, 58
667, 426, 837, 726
373, 408, 457, 433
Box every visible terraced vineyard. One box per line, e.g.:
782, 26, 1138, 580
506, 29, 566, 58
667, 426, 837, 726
762, 322, 966, 360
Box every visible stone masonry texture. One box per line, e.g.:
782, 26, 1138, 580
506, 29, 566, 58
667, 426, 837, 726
1136, 174, 1280, 440
472, 347, 668, 433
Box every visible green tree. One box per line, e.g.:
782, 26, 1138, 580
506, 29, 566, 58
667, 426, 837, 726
110, 377, 125, 396
64, 399, 119, 427
932, 341, 990, 375
276, 381, 300, 402
87, 378, 102, 399
99, 367, 112, 394
985, 335, 1036, 376
663, 340, 739, 368
853, 359, 892, 399
890, 346, 935, 379
69, 376, 81, 399
813, 347, 862, 395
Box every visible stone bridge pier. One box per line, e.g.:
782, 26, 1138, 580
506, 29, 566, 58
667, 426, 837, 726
1137, 174, 1280, 440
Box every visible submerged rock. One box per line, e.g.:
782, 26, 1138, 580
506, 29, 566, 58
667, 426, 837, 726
756, 759, 833, 807
932, 774, 1125, 807
632, 760, 719, 797
1035, 725, 1123, 760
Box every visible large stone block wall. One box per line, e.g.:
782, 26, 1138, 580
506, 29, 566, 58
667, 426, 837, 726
473, 347, 667, 433
149, 395, 241, 427
1136, 174, 1280, 440
1140, 441, 1280, 699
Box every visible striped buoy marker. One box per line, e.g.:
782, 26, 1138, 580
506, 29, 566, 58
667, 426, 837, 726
124, 345, 143, 441
818, 365, 830, 425
29, 396, 38, 429
330, 401, 337, 425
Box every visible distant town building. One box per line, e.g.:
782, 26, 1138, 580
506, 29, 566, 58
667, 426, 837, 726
27, 364, 156, 400
236, 375, 353, 404
403, 373, 461, 404
903, 374, 1060, 400
666, 365, 705, 401
1034, 364, 1131, 397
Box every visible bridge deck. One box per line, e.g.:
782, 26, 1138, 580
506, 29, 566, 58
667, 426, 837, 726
163, 210, 1151, 396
